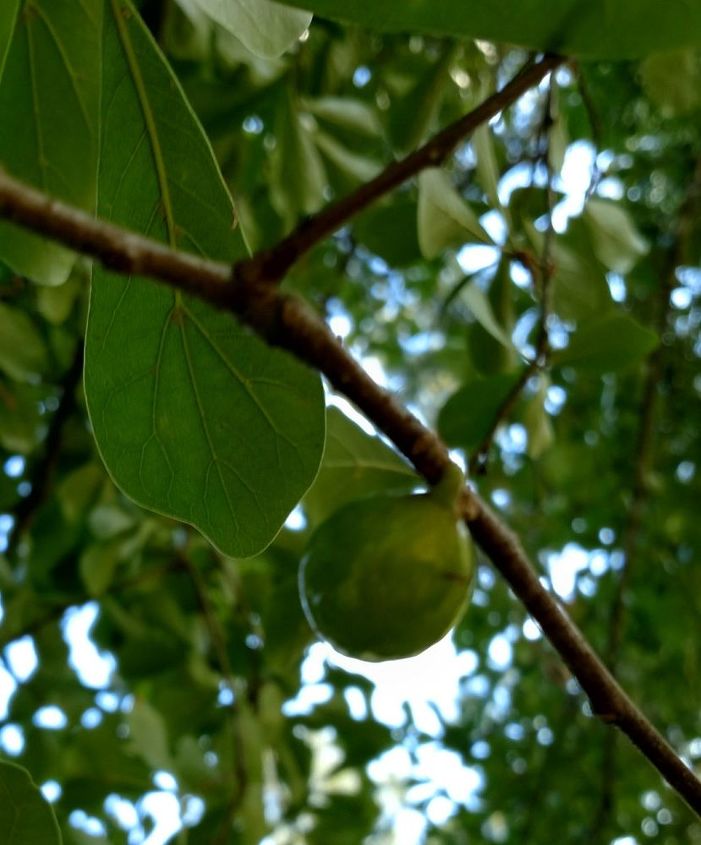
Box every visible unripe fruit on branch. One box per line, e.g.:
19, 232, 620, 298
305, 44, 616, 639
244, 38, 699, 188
298, 464, 475, 662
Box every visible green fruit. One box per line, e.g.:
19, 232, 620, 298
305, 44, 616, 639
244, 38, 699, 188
298, 467, 475, 662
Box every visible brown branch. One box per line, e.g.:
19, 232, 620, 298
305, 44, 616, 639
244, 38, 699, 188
0, 170, 233, 306
467, 504, 701, 813
1, 168, 701, 816
235, 54, 564, 286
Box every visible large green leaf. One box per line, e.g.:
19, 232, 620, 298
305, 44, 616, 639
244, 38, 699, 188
0, 301, 47, 382
303, 407, 418, 525
461, 280, 515, 352
583, 198, 649, 274
85, 1, 325, 558
552, 313, 658, 373
0, 760, 62, 844
276, 0, 701, 59
521, 374, 554, 459
418, 168, 492, 259
180, 0, 312, 58
438, 372, 522, 451
640, 49, 701, 116
353, 200, 421, 267
526, 219, 613, 322
0, 0, 101, 285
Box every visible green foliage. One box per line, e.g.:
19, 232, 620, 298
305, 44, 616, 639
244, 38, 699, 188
0, 2, 700, 845
551, 314, 659, 373
583, 198, 649, 274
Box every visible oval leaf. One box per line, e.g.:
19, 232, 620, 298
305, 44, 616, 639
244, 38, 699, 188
275, 0, 701, 59
304, 407, 418, 525
553, 314, 658, 373
640, 49, 701, 117
418, 168, 492, 259
522, 375, 554, 459
85, 2, 325, 558
472, 125, 502, 214
526, 218, 613, 321
127, 699, 173, 771
354, 200, 421, 267
438, 372, 522, 451
183, 0, 311, 58
462, 281, 514, 351
0, 302, 47, 382
584, 198, 649, 275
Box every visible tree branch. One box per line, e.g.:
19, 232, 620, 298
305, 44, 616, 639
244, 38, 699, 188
1, 169, 700, 816
235, 54, 564, 286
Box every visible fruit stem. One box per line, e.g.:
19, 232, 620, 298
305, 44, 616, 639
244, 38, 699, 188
430, 462, 465, 511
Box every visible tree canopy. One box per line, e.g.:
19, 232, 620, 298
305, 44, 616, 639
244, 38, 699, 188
0, 1, 701, 843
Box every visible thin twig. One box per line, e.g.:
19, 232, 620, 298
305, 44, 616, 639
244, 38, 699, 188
470, 359, 540, 474
1, 171, 700, 816
470, 83, 557, 473
235, 55, 564, 286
